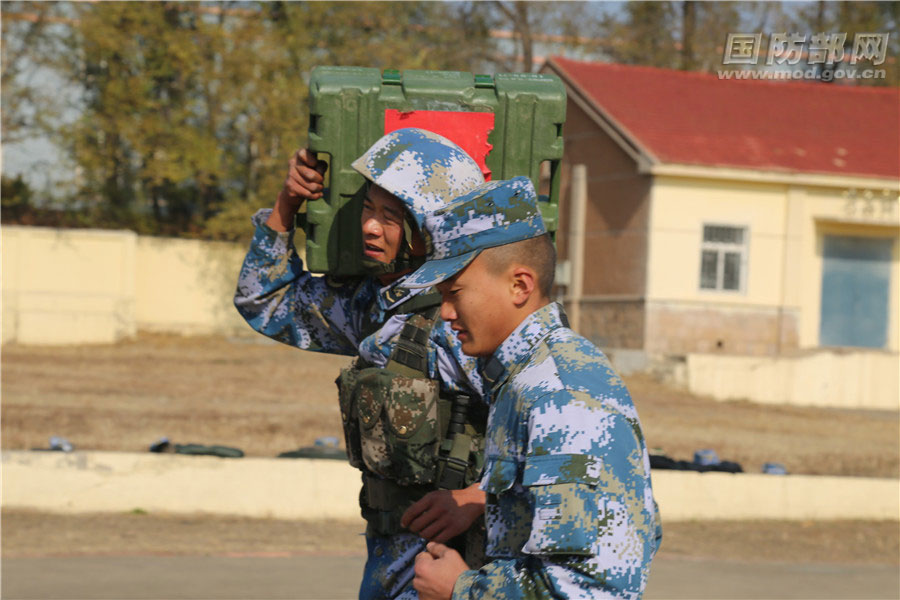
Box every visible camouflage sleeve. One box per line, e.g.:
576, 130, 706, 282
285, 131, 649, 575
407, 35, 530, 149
454, 389, 658, 599
233, 209, 360, 355
431, 319, 483, 399
452, 555, 623, 600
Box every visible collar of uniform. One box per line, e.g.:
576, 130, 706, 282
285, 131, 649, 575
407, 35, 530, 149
481, 302, 568, 395
377, 275, 426, 311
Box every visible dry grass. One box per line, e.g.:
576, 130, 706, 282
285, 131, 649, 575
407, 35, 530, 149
1, 333, 351, 457
2, 336, 898, 565
1, 509, 367, 558
630, 375, 900, 478
658, 519, 900, 565
3, 510, 897, 565
2, 333, 898, 477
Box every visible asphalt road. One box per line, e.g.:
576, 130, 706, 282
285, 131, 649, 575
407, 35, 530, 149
3, 555, 898, 600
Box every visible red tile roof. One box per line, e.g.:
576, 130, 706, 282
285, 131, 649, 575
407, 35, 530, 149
547, 56, 899, 180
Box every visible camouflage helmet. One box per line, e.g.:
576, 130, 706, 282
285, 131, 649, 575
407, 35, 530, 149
351, 127, 485, 230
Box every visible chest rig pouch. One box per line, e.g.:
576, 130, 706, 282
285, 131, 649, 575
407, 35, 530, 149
338, 302, 444, 485
336, 292, 486, 536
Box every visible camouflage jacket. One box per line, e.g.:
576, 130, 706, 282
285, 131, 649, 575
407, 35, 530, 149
453, 302, 662, 600
233, 209, 482, 397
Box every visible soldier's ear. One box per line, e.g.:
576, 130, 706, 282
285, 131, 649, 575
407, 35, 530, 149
509, 265, 537, 308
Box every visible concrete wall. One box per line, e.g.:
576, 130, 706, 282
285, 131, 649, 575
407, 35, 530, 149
687, 350, 900, 410
1, 451, 360, 520
135, 236, 250, 336
3, 450, 897, 523
646, 301, 799, 356
800, 188, 900, 350
2, 226, 138, 345
646, 176, 900, 355
651, 469, 899, 521
646, 177, 797, 356
557, 98, 651, 347
576, 298, 645, 350
548, 76, 899, 359
2, 225, 252, 345
557, 98, 651, 297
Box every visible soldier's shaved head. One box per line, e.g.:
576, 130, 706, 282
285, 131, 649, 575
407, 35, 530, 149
480, 234, 556, 299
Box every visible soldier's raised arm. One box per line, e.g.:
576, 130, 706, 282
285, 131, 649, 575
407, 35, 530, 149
266, 148, 326, 232
233, 146, 360, 356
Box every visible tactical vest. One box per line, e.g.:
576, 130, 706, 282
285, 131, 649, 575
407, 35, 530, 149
336, 292, 486, 537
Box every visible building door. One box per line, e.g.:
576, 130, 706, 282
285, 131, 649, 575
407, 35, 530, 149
819, 234, 892, 348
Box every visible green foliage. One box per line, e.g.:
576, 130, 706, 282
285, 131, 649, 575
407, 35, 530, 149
601, 2, 680, 69
5, 1, 895, 241
599, 2, 763, 72
50, 2, 291, 238
1, 174, 34, 220
780, 1, 900, 86
492, 1, 605, 72
1, 2, 65, 144
599, 1, 899, 84
1, 173, 93, 228
5, 1, 497, 241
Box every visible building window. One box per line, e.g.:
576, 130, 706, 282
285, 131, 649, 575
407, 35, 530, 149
699, 225, 747, 291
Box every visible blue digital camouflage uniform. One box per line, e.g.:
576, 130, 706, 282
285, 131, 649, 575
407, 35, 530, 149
455, 301, 662, 599
234, 208, 481, 388
234, 128, 487, 600
405, 177, 662, 599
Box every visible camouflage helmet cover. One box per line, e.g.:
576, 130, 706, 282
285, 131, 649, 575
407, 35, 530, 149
351, 128, 486, 231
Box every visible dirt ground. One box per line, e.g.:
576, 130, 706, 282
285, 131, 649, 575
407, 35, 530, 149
2, 333, 899, 567
3, 509, 898, 566
2, 333, 898, 477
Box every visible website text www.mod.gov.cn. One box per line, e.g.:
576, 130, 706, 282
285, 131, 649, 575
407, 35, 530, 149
717, 68, 887, 82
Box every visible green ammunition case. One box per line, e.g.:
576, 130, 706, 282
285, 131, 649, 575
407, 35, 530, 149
303, 66, 566, 276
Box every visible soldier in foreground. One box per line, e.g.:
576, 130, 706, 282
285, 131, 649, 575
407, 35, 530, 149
406, 177, 662, 599
234, 128, 489, 599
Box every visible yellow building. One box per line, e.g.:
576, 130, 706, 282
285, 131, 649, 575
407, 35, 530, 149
543, 57, 899, 365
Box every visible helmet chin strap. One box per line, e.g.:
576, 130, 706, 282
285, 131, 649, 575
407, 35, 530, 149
360, 255, 398, 276
360, 252, 425, 278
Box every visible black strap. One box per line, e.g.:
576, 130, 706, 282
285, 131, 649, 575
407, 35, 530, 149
483, 356, 505, 389
386, 289, 480, 490
387, 305, 440, 377
395, 288, 441, 314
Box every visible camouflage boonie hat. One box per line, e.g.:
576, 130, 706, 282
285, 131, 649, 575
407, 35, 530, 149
351, 128, 485, 230
404, 176, 546, 289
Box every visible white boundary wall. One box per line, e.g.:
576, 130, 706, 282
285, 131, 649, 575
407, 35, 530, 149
2, 225, 252, 344
687, 351, 900, 410
134, 235, 250, 335
3, 451, 898, 522
1, 226, 138, 345
3, 226, 897, 410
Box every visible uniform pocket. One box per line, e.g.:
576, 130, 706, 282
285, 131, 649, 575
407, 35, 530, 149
522, 454, 602, 556
481, 456, 529, 557
335, 366, 364, 469
383, 374, 441, 485
481, 456, 518, 494
354, 368, 440, 485
355, 369, 391, 477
